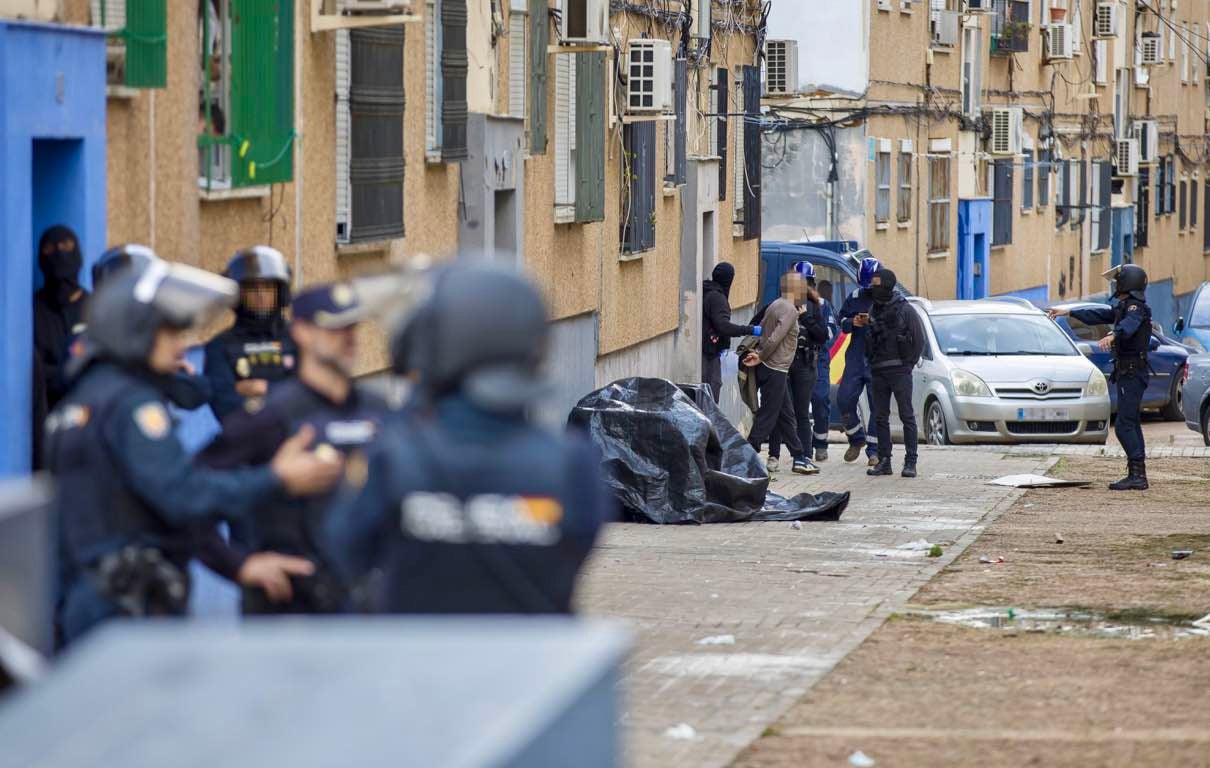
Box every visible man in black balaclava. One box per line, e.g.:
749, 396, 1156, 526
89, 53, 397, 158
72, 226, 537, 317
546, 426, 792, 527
203, 246, 298, 421
702, 262, 761, 402
33, 225, 89, 413
864, 268, 925, 478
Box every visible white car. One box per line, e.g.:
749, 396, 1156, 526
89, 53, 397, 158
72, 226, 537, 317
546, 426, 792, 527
902, 298, 1111, 445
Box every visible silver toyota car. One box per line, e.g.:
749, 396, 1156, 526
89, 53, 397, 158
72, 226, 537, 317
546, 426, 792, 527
907, 298, 1111, 445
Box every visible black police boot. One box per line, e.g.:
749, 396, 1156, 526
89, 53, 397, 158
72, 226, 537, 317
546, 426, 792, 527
901, 460, 917, 478
867, 457, 893, 476
1109, 461, 1149, 491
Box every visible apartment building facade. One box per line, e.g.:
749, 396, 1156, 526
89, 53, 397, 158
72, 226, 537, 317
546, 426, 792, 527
0, 0, 763, 471
762, 0, 1210, 332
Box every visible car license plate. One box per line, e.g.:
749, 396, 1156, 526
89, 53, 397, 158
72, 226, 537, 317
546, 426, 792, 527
1017, 408, 1069, 421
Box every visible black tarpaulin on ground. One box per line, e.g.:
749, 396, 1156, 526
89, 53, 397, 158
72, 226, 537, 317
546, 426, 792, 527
568, 378, 850, 524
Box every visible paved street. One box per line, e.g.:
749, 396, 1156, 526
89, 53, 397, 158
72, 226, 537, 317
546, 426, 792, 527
577, 445, 1053, 768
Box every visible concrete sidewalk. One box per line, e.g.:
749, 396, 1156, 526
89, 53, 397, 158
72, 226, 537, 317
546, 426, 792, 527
576, 446, 1051, 768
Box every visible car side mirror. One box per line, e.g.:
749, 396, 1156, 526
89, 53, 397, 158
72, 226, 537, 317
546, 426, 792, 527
1149, 337, 1161, 351
1075, 342, 1094, 357
1174, 316, 1185, 335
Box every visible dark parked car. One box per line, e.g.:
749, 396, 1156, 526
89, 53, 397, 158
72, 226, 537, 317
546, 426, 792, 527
1050, 302, 1194, 420
1180, 354, 1210, 445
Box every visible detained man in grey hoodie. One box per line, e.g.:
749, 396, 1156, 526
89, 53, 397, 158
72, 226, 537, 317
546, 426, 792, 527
742, 272, 813, 475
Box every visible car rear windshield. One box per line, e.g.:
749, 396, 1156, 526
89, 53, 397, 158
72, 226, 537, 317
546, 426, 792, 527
1191, 290, 1210, 328
932, 314, 1077, 357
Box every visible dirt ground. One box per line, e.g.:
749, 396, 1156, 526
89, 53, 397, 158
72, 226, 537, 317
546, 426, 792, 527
733, 457, 1210, 768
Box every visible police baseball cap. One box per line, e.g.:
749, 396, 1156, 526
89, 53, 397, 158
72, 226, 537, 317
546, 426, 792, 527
291, 282, 369, 329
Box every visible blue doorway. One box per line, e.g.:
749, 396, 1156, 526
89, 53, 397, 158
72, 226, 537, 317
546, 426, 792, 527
32, 140, 88, 292
1111, 206, 1136, 267
957, 199, 992, 299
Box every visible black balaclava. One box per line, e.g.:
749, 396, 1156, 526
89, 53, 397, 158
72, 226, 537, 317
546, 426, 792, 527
870, 268, 897, 305
712, 262, 736, 297
37, 225, 84, 306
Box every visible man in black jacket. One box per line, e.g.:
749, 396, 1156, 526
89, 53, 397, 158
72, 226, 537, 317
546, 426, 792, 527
702, 262, 760, 402
864, 268, 925, 478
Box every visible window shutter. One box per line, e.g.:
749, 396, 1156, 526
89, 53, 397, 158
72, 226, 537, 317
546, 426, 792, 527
554, 53, 576, 208
348, 26, 406, 242
1136, 168, 1149, 247
230, 0, 295, 188
742, 65, 761, 240
529, 0, 549, 154
1097, 160, 1111, 251
1022, 150, 1034, 209
622, 122, 657, 253
1057, 159, 1070, 227
441, 0, 468, 160
575, 52, 606, 222
508, 11, 526, 119
1074, 159, 1086, 228
1180, 178, 1187, 230
336, 31, 352, 241
733, 73, 745, 220
425, 0, 440, 154
716, 68, 728, 201
674, 58, 687, 185
122, 0, 167, 88
1204, 179, 1210, 249
1038, 149, 1050, 207
992, 158, 1013, 245
1192, 177, 1198, 229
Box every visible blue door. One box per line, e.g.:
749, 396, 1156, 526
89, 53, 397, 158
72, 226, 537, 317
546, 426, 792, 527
1111, 206, 1136, 267
957, 199, 992, 299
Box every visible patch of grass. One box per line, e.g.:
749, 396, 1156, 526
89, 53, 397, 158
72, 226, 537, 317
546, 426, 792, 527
928, 545, 944, 558
760, 725, 781, 738
1101, 606, 1208, 625
1048, 457, 1069, 476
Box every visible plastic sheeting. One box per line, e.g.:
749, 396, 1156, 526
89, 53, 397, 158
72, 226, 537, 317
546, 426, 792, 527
569, 378, 850, 524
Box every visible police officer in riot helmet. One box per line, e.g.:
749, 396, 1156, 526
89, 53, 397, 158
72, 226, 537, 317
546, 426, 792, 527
44, 255, 342, 644
323, 264, 613, 615
1049, 264, 1152, 490
198, 282, 388, 614
204, 245, 298, 421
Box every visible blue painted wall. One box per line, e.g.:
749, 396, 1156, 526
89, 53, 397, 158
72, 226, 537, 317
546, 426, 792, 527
995, 284, 1050, 307
957, 199, 992, 300
0, 22, 107, 477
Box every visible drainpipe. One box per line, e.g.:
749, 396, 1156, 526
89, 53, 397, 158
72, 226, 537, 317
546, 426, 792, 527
292, 8, 304, 289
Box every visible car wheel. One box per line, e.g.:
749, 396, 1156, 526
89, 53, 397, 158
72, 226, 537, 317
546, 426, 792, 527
926, 399, 949, 446
1202, 403, 1210, 447
1161, 368, 1184, 421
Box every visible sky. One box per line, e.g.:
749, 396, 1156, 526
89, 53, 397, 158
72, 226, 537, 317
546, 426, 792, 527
766, 0, 869, 94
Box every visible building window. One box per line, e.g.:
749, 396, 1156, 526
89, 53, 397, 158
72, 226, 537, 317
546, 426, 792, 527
1204, 178, 1210, 250
198, 0, 295, 191
425, 0, 442, 158
897, 140, 913, 223
928, 153, 951, 252
92, 0, 167, 88
1056, 158, 1071, 228
1022, 150, 1034, 210
734, 68, 746, 226
553, 52, 577, 221
1182, 22, 1190, 83
992, 158, 1013, 246
739, 65, 761, 240
1136, 167, 1150, 247
1037, 149, 1050, 207
714, 68, 729, 201
1093, 161, 1111, 252
665, 59, 687, 186
507, 6, 527, 120
961, 24, 982, 116
1180, 177, 1188, 230
528, 0, 549, 154
1073, 160, 1086, 229
622, 122, 657, 254
1094, 40, 1107, 85
1192, 175, 1199, 230
875, 142, 892, 225
1166, 155, 1176, 214
335, 27, 406, 245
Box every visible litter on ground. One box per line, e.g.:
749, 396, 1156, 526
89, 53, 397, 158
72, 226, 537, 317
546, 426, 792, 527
664, 723, 697, 741
987, 474, 1091, 488
696, 635, 736, 646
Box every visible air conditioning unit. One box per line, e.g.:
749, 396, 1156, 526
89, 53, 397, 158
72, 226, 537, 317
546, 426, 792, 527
989, 107, 1023, 155
1046, 24, 1074, 60
1116, 137, 1139, 176
1131, 119, 1159, 162
1093, 2, 1118, 38
965, 0, 993, 12
689, 0, 712, 39
560, 0, 609, 45
625, 39, 673, 113
1141, 33, 1162, 65
764, 39, 800, 96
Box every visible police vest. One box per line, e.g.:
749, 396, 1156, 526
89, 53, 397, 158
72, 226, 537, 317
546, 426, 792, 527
866, 298, 916, 371
216, 326, 298, 383
1114, 298, 1152, 359
44, 364, 190, 571
252, 381, 386, 558
371, 417, 595, 615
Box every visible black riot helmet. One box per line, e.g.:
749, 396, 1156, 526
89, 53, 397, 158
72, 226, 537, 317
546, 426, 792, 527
91, 244, 158, 289
1109, 264, 1148, 301
390, 264, 550, 413
82, 258, 238, 369
225, 245, 292, 326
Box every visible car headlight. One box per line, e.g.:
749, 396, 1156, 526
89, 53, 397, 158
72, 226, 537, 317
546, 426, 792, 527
950, 368, 992, 397
1085, 370, 1109, 397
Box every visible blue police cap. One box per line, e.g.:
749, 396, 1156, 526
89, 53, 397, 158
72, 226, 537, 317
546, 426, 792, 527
291, 282, 368, 329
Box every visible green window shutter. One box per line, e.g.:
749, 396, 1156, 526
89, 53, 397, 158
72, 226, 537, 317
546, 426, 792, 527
441, 0, 468, 160
529, 0, 549, 154
230, 0, 295, 188
575, 52, 605, 223
122, 0, 166, 88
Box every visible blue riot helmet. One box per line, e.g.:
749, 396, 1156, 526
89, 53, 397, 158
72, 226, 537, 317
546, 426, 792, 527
792, 260, 817, 286
858, 257, 881, 289
92, 244, 158, 289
